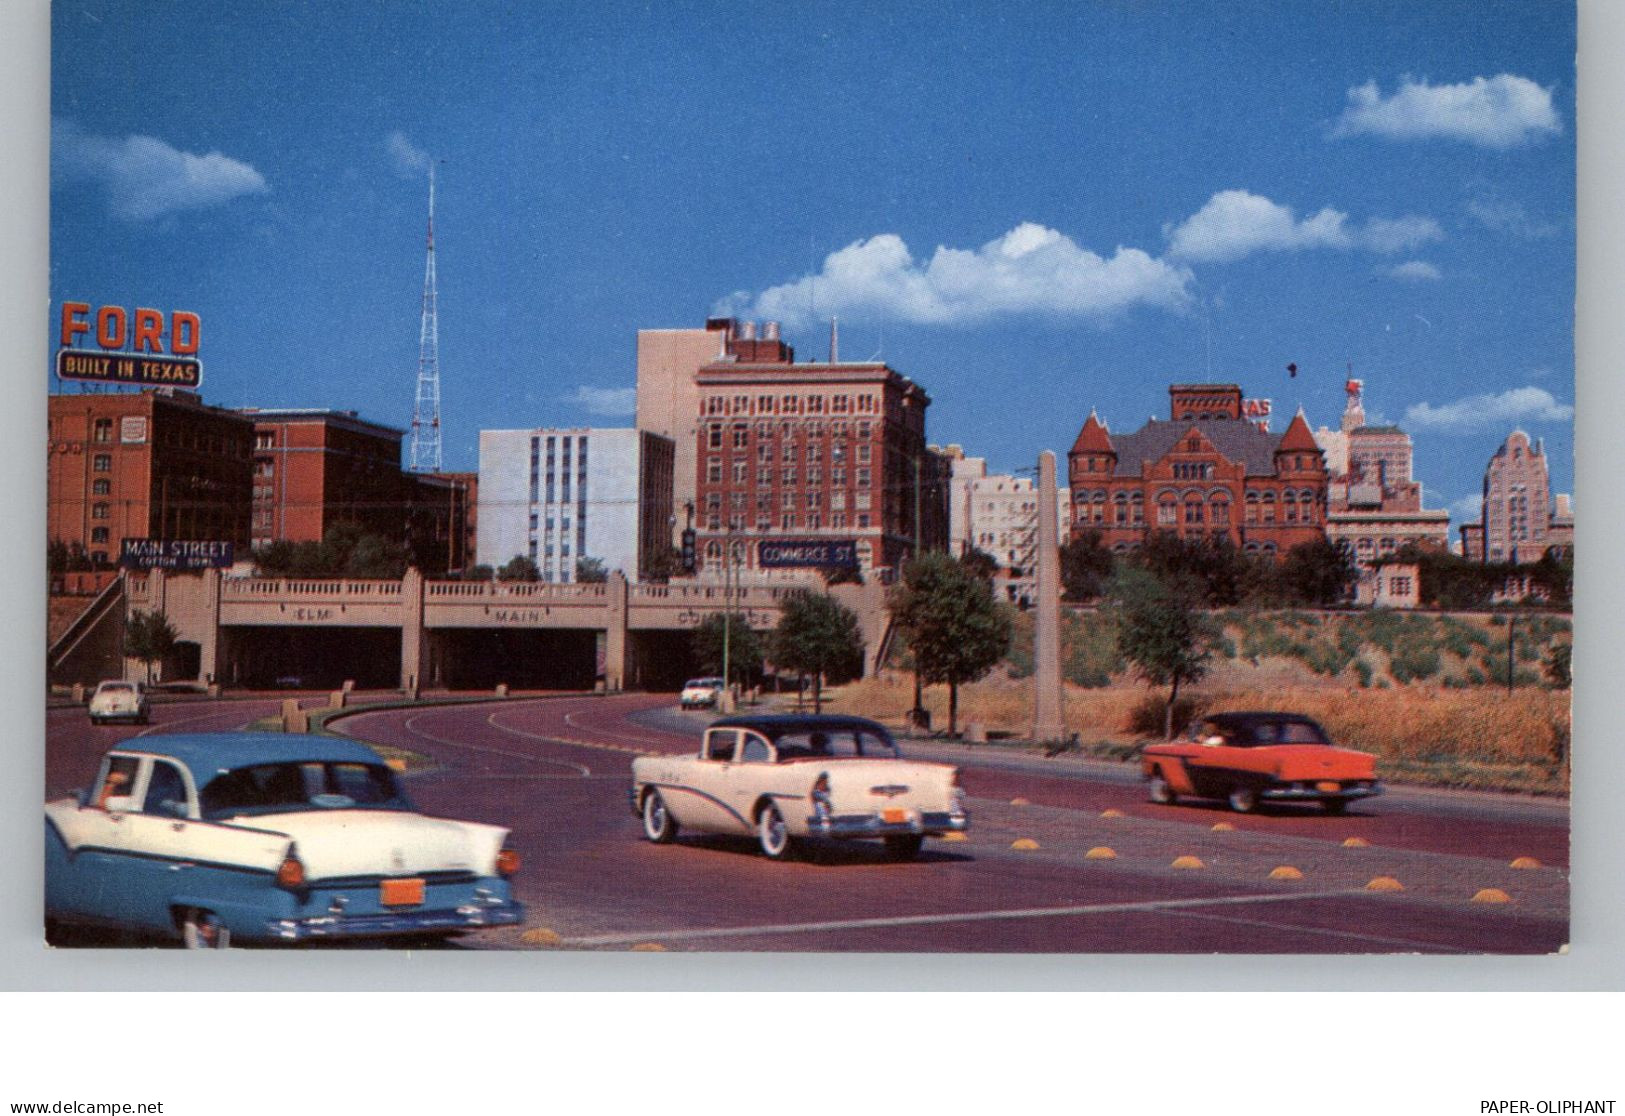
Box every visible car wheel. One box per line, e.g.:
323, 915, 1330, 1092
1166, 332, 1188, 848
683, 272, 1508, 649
1322, 798, 1348, 815
1227, 785, 1259, 814
756, 801, 796, 860
884, 834, 924, 862
642, 790, 679, 843
1148, 772, 1176, 805
180, 908, 229, 949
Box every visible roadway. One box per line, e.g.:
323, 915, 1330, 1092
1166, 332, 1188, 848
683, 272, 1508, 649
45, 691, 1569, 953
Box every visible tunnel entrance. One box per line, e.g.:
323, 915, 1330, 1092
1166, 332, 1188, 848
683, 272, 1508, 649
626, 629, 701, 691
433, 628, 598, 691
222, 626, 401, 690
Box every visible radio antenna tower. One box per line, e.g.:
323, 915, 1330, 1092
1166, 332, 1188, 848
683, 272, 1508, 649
409, 161, 442, 473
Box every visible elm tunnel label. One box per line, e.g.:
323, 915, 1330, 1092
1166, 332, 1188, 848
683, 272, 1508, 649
57, 349, 202, 389
757, 539, 858, 569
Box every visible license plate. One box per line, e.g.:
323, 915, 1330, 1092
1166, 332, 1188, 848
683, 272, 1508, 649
381, 878, 425, 906
882, 808, 907, 824
1316, 781, 1342, 793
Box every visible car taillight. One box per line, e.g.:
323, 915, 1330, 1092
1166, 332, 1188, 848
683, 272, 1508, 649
276, 849, 306, 890
496, 847, 520, 878
950, 768, 966, 814
811, 773, 832, 815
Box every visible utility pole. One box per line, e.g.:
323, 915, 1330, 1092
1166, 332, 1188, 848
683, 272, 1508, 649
722, 527, 734, 712
908, 449, 928, 731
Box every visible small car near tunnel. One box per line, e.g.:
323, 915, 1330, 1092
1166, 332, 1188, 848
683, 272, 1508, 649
679, 677, 726, 710
1141, 712, 1382, 814
630, 714, 968, 861
88, 680, 149, 725
45, 733, 524, 947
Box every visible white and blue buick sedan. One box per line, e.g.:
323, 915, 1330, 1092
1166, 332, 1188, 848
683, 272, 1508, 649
46, 733, 524, 947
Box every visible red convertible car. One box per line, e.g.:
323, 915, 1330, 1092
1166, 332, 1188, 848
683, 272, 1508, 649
1141, 712, 1382, 814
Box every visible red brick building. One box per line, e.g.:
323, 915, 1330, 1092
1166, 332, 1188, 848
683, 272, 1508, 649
690, 322, 944, 577
241, 409, 472, 572
1067, 383, 1328, 557
48, 390, 254, 567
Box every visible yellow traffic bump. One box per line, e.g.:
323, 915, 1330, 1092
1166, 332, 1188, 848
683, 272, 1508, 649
1084, 846, 1117, 860
1211, 822, 1236, 832
1100, 809, 1124, 818
1342, 837, 1370, 848
1171, 855, 1205, 869
630, 942, 667, 952
1472, 888, 1513, 904
1366, 876, 1404, 892
1011, 838, 1041, 851
940, 831, 969, 842
1510, 857, 1542, 870
1269, 866, 1304, 880
521, 928, 562, 947
1009, 797, 1031, 806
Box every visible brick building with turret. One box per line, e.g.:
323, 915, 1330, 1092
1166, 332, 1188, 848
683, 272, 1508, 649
1066, 383, 1328, 557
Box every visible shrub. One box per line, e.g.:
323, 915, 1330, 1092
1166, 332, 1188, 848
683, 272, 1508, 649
1389, 645, 1441, 683
1354, 659, 1373, 688
1126, 694, 1201, 737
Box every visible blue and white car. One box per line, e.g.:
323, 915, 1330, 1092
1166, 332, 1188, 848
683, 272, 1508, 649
45, 733, 524, 947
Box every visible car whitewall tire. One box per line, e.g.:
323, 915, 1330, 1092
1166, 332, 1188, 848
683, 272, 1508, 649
642, 790, 678, 843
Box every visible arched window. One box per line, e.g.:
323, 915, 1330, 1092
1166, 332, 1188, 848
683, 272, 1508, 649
1210, 498, 1230, 525
1113, 492, 1128, 525
1131, 492, 1145, 525
1261, 490, 1276, 523
1283, 490, 1298, 522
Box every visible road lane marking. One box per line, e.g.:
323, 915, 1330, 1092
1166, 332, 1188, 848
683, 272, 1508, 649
1162, 909, 1474, 953
338, 711, 594, 776
560, 889, 1374, 948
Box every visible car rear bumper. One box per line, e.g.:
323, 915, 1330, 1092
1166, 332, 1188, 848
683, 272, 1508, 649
263, 900, 524, 941
1260, 781, 1383, 802
805, 811, 969, 838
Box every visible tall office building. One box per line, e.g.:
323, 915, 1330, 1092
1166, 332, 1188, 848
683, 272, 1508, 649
477, 427, 674, 582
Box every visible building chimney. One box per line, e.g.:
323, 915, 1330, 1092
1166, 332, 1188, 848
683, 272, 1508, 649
740, 320, 757, 341
829, 317, 839, 363
763, 320, 779, 341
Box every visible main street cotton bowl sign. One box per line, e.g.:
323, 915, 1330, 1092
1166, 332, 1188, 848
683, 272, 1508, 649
55, 301, 203, 388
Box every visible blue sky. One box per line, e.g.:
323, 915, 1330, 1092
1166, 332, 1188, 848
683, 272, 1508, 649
49, 0, 1574, 526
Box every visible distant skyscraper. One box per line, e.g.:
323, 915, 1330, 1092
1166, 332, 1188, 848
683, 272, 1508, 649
409, 165, 442, 473
1470, 430, 1573, 564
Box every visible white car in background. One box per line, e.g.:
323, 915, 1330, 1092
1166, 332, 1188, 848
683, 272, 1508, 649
88, 680, 149, 725
679, 677, 726, 710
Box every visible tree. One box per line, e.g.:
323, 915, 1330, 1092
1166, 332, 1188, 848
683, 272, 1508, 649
575, 556, 609, 583
1544, 642, 1572, 690
1109, 568, 1221, 739
1060, 531, 1115, 602
769, 590, 864, 713
692, 612, 764, 688
1279, 538, 1357, 606
957, 546, 999, 583
498, 554, 541, 582
460, 564, 495, 581
819, 564, 864, 586
1530, 548, 1573, 608
252, 524, 410, 579
641, 544, 685, 584
1131, 531, 1248, 606
891, 552, 1014, 736
124, 609, 178, 684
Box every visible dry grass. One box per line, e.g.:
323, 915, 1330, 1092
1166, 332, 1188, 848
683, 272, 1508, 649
824, 672, 1570, 794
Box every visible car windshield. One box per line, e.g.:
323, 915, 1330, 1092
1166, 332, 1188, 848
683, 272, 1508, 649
772, 727, 900, 761
1194, 719, 1330, 746
685, 678, 722, 689
199, 761, 411, 819
97, 683, 135, 695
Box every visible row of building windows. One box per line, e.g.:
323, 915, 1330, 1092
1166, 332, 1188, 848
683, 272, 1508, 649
706, 419, 875, 448
702, 512, 876, 542
706, 460, 872, 489
703, 393, 880, 418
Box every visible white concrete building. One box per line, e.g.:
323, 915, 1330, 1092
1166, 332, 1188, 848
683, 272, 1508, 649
936, 444, 1069, 607
478, 427, 673, 582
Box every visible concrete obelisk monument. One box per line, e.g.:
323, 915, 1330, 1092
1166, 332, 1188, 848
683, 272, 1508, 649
1030, 450, 1065, 742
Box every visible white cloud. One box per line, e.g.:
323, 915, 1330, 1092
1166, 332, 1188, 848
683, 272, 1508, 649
720, 223, 1193, 328
1331, 75, 1562, 149
1467, 198, 1559, 239
1404, 386, 1573, 431
1164, 190, 1441, 263
387, 131, 431, 175
563, 385, 636, 416
53, 119, 268, 221
1387, 260, 1441, 282
1450, 493, 1484, 523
